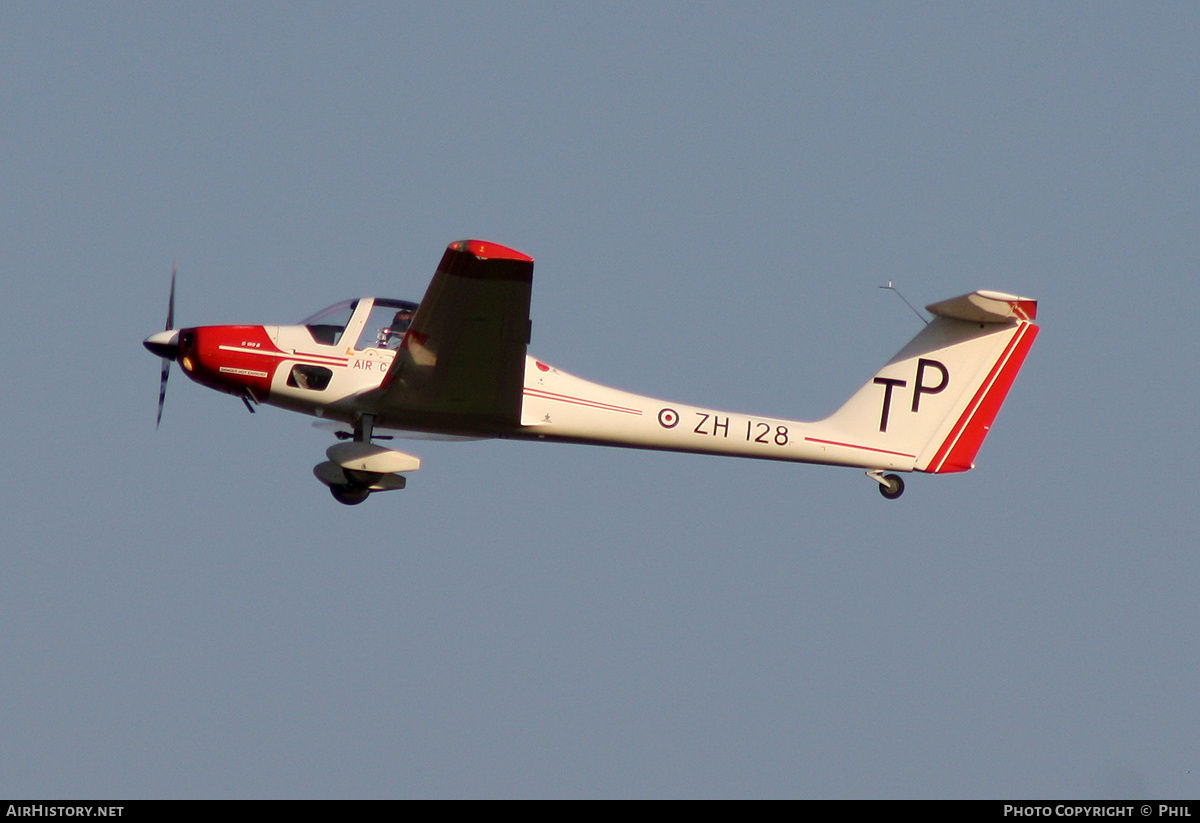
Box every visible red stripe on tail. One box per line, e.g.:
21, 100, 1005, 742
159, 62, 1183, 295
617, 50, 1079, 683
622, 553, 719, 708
925, 322, 1039, 473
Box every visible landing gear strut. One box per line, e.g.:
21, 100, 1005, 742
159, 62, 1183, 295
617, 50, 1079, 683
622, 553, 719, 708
328, 415, 378, 506
867, 470, 905, 500
315, 413, 417, 505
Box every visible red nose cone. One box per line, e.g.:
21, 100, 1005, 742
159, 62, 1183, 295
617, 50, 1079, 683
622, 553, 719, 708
176, 325, 278, 400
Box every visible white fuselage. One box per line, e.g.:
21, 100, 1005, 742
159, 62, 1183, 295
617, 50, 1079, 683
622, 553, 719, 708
513, 357, 915, 471
169, 292, 1035, 480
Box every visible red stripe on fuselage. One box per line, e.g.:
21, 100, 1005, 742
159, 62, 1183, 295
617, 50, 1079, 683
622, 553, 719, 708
803, 437, 917, 459
217, 344, 349, 368
522, 388, 643, 416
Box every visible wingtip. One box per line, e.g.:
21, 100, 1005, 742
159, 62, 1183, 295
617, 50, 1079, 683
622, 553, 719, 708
448, 239, 533, 263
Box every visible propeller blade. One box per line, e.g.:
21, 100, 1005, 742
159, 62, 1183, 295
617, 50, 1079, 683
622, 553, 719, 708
166, 262, 176, 331
156, 357, 170, 428
155, 263, 177, 428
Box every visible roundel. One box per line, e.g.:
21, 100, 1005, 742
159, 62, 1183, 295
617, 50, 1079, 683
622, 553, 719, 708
658, 408, 680, 428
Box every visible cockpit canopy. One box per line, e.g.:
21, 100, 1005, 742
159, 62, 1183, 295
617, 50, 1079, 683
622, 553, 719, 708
301, 299, 357, 345
300, 298, 419, 349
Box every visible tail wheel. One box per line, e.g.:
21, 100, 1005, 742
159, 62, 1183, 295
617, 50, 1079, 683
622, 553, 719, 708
878, 474, 905, 500
330, 484, 370, 506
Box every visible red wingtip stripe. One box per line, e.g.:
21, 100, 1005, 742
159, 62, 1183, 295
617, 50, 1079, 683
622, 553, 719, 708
450, 239, 533, 263
926, 322, 1039, 473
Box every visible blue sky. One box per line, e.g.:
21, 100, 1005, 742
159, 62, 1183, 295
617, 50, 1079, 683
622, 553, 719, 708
2, 2, 1197, 798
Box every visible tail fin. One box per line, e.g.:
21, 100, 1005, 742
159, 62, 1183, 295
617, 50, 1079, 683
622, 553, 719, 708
820, 290, 1039, 473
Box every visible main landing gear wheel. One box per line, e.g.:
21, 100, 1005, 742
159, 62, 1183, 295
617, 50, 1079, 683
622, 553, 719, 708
878, 473, 905, 500
330, 484, 370, 506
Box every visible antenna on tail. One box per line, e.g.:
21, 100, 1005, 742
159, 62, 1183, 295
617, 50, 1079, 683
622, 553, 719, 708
880, 280, 929, 326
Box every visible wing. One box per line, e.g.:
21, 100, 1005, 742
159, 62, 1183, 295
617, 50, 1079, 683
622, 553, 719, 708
374, 240, 533, 432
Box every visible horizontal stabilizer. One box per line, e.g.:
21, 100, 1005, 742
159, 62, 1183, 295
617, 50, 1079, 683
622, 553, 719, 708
926, 290, 1037, 324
